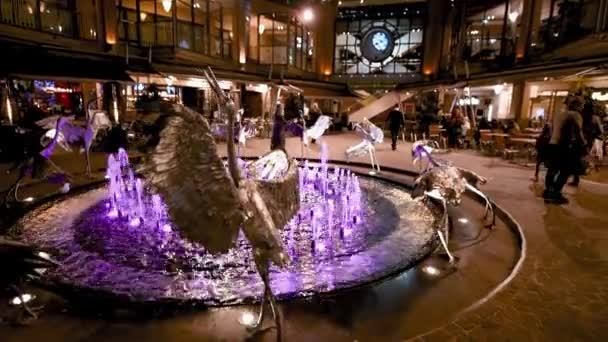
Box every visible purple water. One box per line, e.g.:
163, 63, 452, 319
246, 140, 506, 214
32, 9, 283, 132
12, 150, 441, 306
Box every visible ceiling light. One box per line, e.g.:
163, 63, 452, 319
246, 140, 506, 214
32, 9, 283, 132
162, 0, 172, 13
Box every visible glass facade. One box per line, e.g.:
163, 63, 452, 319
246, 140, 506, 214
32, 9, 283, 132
0, 0, 97, 39
463, 1, 510, 63
532, 0, 601, 53
333, 4, 425, 75
249, 13, 314, 72
116, 0, 232, 58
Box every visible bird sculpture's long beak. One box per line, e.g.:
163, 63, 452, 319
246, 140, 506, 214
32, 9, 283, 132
413, 156, 420, 165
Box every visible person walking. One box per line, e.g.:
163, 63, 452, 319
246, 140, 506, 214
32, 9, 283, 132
387, 104, 405, 150
570, 102, 604, 186
543, 96, 586, 204
533, 123, 552, 182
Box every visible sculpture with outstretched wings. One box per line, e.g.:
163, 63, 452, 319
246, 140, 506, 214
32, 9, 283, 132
141, 67, 299, 338
140, 103, 245, 253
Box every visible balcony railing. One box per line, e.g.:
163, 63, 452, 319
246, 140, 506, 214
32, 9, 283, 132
0, 0, 96, 40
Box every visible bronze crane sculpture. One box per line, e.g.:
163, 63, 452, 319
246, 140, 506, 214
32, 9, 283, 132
140, 67, 299, 340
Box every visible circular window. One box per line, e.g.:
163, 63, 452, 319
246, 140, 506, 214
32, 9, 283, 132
360, 28, 394, 63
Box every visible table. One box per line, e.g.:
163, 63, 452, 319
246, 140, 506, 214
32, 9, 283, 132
508, 137, 536, 145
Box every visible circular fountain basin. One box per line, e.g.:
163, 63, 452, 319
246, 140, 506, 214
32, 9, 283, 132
11, 171, 441, 307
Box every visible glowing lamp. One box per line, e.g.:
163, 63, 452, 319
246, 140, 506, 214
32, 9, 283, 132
10, 294, 34, 306
239, 312, 256, 326
422, 265, 440, 276
302, 8, 314, 23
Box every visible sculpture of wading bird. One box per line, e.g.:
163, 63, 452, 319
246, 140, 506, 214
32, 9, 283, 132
3, 117, 78, 205
0, 236, 59, 323
140, 67, 299, 340
345, 118, 384, 174
410, 143, 495, 264
37, 112, 112, 176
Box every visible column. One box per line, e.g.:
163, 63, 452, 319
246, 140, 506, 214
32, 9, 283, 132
422, 0, 450, 78
312, 2, 338, 76
102, 0, 118, 46
230, 1, 250, 64
516, 0, 542, 60
510, 80, 529, 126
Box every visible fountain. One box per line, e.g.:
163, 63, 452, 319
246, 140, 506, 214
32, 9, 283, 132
10, 145, 444, 306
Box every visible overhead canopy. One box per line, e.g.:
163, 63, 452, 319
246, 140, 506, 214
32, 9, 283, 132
1, 44, 135, 83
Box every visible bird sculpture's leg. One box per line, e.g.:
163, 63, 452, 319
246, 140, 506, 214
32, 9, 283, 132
372, 148, 381, 173
464, 183, 495, 229
426, 192, 456, 264
85, 147, 92, 177
244, 256, 283, 341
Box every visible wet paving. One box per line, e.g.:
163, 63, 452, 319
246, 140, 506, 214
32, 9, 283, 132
1, 133, 606, 341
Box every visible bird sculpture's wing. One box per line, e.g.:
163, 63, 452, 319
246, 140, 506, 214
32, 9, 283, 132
412, 167, 466, 206
140, 103, 245, 254
85, 111, 113, 149
457, 167, 487, 188
0, 236, 59, 285
369, 124, 384, 144
59, 119, 86, 145
305, 115, 332, 140
35, 115, 63, 130
243, 151, 299, 267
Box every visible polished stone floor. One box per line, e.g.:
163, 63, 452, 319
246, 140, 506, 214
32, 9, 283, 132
1, 133, 607, 341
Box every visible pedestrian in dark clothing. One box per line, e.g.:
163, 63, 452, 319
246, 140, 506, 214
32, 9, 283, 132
534, 123, 551, 182
387, 105, 404, 150
271, 103, 287, 151
570, 102, 604, 186
543, 96, 586, 204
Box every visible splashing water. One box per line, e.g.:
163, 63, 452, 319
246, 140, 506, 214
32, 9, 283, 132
105, 148, 364, 257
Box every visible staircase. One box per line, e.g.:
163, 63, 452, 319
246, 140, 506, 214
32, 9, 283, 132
348, 91, 412, 123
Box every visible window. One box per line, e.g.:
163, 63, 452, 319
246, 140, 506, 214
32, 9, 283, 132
115, 0, 231, 57
334, 4, 424, 75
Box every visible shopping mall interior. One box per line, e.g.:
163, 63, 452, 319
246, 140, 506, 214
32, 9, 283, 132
0, 0, 607, 341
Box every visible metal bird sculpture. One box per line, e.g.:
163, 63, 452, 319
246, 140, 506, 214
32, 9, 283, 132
0, 236, 58, 323
3, 118, 75, 205
410, 143, 495, 264
345, 118, 384, 174
140, 67, 299, 340
37, 112, 112, 176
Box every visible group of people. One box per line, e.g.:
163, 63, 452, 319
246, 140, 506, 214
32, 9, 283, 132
537, 94, 605, 204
